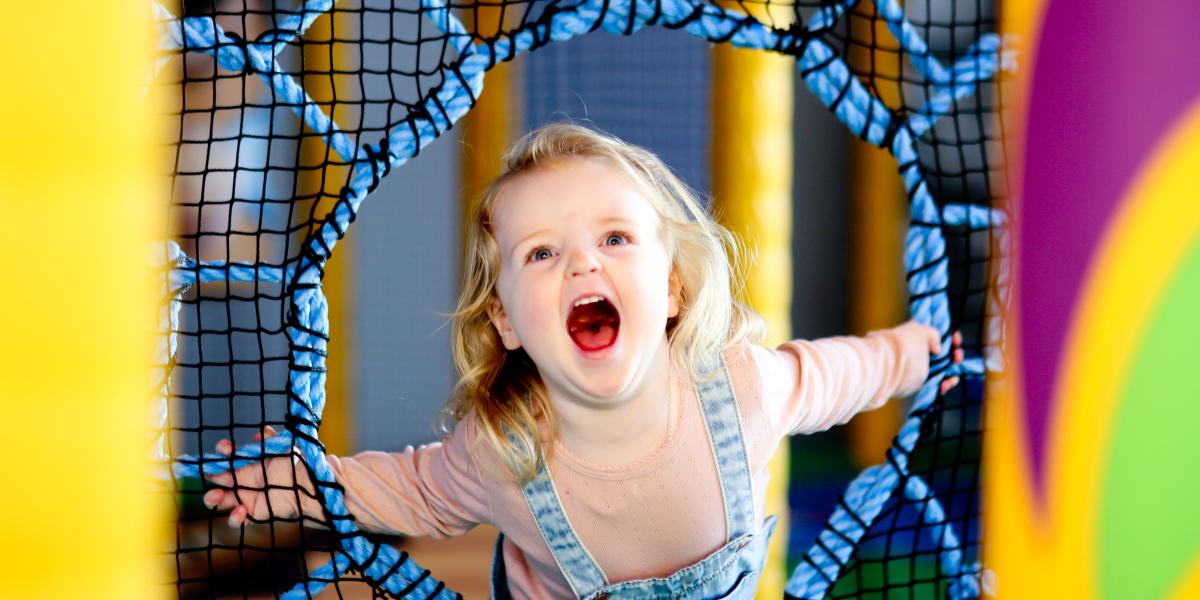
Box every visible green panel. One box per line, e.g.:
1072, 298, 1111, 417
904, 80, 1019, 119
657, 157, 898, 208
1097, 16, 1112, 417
827, 554, 944, 599
1099, 235, 1200, 599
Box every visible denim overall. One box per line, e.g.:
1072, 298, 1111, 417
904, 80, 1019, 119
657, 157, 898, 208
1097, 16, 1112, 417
491, 354, 778, 599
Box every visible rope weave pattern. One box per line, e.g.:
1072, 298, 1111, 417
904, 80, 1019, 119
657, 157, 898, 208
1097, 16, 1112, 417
155, 0, 1013, 596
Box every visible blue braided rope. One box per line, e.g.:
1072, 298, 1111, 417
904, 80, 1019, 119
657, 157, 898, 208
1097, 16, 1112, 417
870, 0, 1014, 87
173, 434, 299, 479
156, 0, 1012, 595
171, 261, 291, 288
154, 2, 361, 161
151, 0, 334, 84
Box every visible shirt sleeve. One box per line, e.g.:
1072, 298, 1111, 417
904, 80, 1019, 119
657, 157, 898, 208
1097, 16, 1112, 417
323, 415, 495, 538
753, 329, 928, 438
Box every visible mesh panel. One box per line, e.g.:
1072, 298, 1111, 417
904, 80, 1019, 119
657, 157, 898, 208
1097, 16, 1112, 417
151, 0, 1013, 596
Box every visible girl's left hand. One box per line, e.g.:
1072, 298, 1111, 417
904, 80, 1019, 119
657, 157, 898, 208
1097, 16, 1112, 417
931, 330, 964, 394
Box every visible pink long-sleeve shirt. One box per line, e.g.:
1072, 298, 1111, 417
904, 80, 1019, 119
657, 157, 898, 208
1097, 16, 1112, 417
325, 333, 926, 599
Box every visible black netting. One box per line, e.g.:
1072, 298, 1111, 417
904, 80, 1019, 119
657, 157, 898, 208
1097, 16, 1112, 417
153, 0, 1012, 596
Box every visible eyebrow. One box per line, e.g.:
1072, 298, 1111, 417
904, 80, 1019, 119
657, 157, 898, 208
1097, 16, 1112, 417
510, 228, 552, 260
597, 216, 637, 228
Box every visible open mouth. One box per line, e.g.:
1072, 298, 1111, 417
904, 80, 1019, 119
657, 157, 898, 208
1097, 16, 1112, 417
566, 295, 621, 352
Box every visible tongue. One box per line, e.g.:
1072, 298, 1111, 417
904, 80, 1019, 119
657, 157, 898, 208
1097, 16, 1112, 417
571, 322, 617, 351
567, 302, 619, 351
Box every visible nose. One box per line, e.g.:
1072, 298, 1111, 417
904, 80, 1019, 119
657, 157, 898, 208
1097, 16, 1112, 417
565, 247, 601, 278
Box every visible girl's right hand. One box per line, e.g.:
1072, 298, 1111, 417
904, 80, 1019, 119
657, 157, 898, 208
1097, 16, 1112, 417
892, 320, 964, 395
202, 426, 317, 528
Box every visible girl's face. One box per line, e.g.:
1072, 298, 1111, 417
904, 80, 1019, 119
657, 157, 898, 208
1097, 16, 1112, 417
487, 158, 680, 407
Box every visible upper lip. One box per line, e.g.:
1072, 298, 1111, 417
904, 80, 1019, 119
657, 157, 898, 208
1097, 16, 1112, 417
565, 292, 618, 316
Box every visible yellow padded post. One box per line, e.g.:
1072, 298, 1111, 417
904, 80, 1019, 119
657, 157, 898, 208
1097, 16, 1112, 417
845, 8, 907, 467
712, 18, 794, 597
0, 2, 161, 598
846, 142, 906, 466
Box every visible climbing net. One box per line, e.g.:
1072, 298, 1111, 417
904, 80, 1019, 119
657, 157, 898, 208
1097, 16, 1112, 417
150, 0, 1014, 597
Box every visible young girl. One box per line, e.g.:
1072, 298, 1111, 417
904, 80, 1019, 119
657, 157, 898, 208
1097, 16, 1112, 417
204, 123, 961, 599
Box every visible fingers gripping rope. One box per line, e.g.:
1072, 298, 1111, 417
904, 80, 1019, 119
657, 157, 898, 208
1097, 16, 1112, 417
155, 0, 1012, 595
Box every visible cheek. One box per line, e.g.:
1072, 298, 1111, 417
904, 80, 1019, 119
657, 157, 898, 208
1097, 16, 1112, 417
501, 271, 557, 333
631, 259, 675, 321
495, 273, 528, 329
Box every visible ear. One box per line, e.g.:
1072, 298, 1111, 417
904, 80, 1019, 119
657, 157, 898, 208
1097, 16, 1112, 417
667, 269, 682, 319
488, 298, 522, 351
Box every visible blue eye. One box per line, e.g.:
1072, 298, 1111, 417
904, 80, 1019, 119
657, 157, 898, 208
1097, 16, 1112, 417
528, 248, 554, 262
604, 232, 630, 246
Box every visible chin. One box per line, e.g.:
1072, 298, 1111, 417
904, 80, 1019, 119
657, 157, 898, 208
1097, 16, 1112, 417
589, 372, 635, 396
574, 350, 652, 400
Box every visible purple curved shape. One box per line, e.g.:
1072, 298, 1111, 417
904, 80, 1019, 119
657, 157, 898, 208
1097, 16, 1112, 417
1019, 0, 1200, 497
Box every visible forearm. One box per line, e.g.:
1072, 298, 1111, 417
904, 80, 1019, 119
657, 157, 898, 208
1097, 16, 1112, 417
767, 323, 930, 436
326, 448, 483, 538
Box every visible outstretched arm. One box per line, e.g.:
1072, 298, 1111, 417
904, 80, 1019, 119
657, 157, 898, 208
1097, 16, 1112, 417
757, 321, 962, 437
203, 419, 495, 538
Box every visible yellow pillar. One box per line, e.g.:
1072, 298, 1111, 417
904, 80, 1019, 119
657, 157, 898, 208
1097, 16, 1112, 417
845, 8, 907, 467
0, 2, 161, 597
712, 11, 793, 596
300, 10, 355, 455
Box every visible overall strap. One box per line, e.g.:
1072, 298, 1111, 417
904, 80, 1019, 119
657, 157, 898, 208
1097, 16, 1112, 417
520, 458, 608, 598
694, 351, 756, 541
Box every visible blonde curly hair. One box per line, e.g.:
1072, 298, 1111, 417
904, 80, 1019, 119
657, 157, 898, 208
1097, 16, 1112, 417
446, 123, 764, 482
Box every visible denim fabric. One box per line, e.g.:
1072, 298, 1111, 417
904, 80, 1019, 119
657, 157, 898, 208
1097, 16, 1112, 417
493, 354, 775, 599
693, 352, 757, 541
520, 458, 609, 594
583, 516, 777, 600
